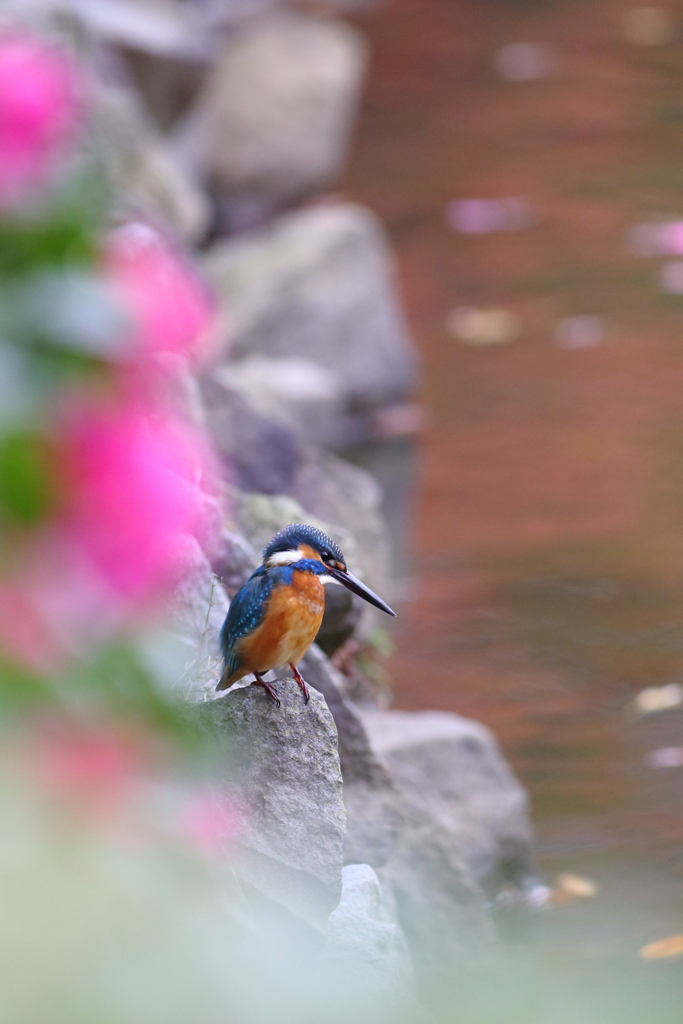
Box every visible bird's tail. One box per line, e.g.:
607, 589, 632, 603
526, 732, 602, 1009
216, 667, 231, 692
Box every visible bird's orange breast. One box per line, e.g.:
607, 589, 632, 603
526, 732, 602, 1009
237, 569, 325, 674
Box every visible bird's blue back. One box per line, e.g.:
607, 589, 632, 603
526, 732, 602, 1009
220, 560, 327, 678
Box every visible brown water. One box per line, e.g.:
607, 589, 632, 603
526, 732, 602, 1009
343, 0, 683, 1002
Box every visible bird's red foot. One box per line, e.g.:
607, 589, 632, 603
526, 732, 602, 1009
289, 663, 310, 703
253, 673, 281, 708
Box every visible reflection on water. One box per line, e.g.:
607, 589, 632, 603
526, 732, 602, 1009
344, 0, 683, 1014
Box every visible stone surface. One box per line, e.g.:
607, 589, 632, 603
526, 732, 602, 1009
66, 0, 211, 58
200, 378, 393, 615
231, 491, 353, 567
320, 864, 416, 1002
203, 201, 419, 412
117, 135, 211, 241
175, 15, 368, 207
341, 766, 492, 987
313, 584, 360, 658
197, 0, 382, 25
298, 645, 493, 985
199, 683, 346, 930
200, 379, 305, 496
212, 355, 345, 449
164, 534, 229, 701
300, 644, 385, 785
290, 445, 391, 604
211, 528, 259, 596
96, 75, 210, 242
360, 708, 536, 892
200, 366, 393, 603
152, 358, 209, 430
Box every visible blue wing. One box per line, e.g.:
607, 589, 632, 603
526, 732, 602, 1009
219, 566, 276, 680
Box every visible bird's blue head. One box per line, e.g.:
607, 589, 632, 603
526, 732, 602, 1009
263, 523, 346, 571
262, 523, 395, 617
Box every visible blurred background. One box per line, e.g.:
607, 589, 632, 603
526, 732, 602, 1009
5, 0, 683, 1021
351, 0, 683, 973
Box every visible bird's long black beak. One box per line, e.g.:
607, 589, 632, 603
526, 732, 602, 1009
329, 567, 396, 617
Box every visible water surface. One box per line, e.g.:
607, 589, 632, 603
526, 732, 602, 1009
344, 0, 683, 1013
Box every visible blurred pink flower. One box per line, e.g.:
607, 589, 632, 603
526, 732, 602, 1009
658, 222, 683, 256
0, 581, 62, 674
180, 789, 240, 854
59, 403, 212, 602
104, 223, 216, 364
35, 722, 142, 794
0, 33, 83, 205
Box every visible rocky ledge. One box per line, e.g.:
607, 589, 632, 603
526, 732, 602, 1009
174, 538, 539, 998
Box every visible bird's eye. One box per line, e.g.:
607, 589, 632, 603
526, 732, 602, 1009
321, 550, 332, 563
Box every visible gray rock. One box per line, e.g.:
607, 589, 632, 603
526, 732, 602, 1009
116, 135, 211, 241
151, 357, 209, 430
200, 375, 393, 623
342, 766, 492, 988
175, 15, 368, 208
339, 433, 419, 586
201, 377, 389, 573
312, 584, 360, 658
359, 709, 536, 893
300, 644, 386, 785
230, 490, 353, 565
290, 445, 391, 607
298, 647, 493, 985
164, 534, 229, 701
320, 864, 416, 1002
212, 355, 346, 449
63, 0, 212, 59
194, 0, 280, 25
203, 201, 419, 412
96, 74, 211, 242
199, 683, 346, 930
200, 379, 305, 496
211, 528, 259, 596
196, 0, 382, 27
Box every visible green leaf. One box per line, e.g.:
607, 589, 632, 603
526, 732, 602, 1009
0, 432, 56, 526
0, 212, 95, 277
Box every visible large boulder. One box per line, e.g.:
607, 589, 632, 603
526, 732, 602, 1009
199, 683, 346, 931
320, 863, 417, 1007
165, 534, 230, 701
202, 0, 382, 24
341, 763, 493, 987
95, 73, 211, 242
203, 201, 419, 412
200, 381, 305, 496
58, 0, 212, 59
175, 15, 368, 213
300, 645, 386, 785
359, 709, 536, 894
200, 378, 392, 579
229, 491, 354, 571
298, 646, 493, 985
211, 527, 259, 596
198, 380, 393, 623
212, 355, 346, 449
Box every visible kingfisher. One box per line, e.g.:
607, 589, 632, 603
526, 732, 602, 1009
217, 523, 395, 706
